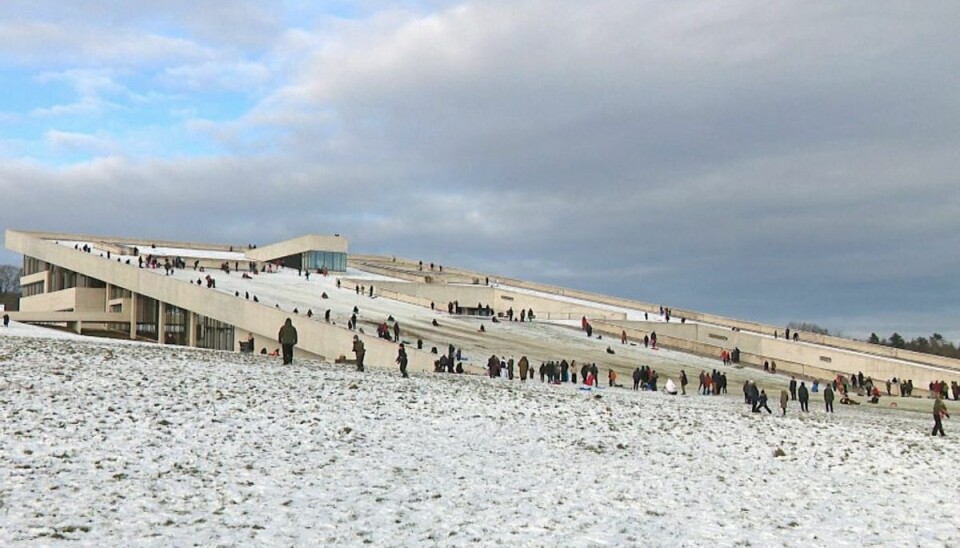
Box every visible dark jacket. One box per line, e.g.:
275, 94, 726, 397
278, 319, 298, 345
798, 384, 809, 402
823, 386, 834, 403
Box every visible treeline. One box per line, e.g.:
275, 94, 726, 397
867, 332, 960, 359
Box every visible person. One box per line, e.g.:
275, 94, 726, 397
824, 385, 835, 413
352, 335, 366, 372
779, 390, 789, 416
679, 370, 688, 395
798, 382, 809, 412
2, 313, 9, 327
269, 348, 280, 357
665, 378, 678, 395
755, 390, 772, 414
277, 318, 298, 365
840, 393, 860, 405
608, 369, 617, 387
789, 376, 797, 400
518, 356, 529, 381
933, 396, 949, 437
632, 368, 641, 390
396, 343, 409, 378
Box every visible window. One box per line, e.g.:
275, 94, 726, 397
303, 250, 347, 272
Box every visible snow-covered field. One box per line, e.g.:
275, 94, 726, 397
1, 324, 958, 546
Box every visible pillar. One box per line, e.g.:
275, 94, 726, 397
187, 311, 197, 347
129, 293, 138, 340
157, 301, 166, 345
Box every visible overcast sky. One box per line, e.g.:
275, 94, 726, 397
1, 1, 958, 340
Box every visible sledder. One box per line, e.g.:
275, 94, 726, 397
663, 378, 678, 395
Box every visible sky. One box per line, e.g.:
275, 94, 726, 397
0, 0, 958, 341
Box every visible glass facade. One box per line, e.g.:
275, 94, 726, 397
22, 282, 44, 298
196, 315, 235, 351
23, 256, 47, 276
163, 305, 188, 346
303, 250, 346, 272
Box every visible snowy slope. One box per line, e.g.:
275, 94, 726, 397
1, 327, 957, 546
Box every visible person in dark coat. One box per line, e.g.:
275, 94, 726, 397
393, 321, 400, 342
789, 377, 798, 400
518, 356, 529, 381
680, 370, 688, 395
352, 335, 366, 372
396, 344, 408, 378
2, 313, 9, 327
755, 390, 772, 414
823, 385, 835, 413
933, 396, 949, 437
798, 382, 809, 412
632, 368, 641, 391
277, 318, 298, 365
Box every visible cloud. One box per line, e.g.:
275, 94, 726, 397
44, 130, 116, 155
1, 0, 959, 340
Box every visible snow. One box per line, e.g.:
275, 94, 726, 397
2, 325, 959, 545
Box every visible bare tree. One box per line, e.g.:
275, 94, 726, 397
0, 264, 22, 294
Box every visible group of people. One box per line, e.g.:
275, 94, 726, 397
699, 370, 728, 395
631, 365, 662, 391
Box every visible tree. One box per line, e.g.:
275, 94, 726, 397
888, 332, 906, 349
787, 321, 830, 335
867, 332, 880, 344
0, 264, 21, 294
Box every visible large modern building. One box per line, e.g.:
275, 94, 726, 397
5, 228, 960, 388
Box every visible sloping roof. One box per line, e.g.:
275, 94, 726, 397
244, 234, 348, 262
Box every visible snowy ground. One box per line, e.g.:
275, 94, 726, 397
2, 325, 958, 546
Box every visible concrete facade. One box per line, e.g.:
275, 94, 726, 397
4, 229, 437, 373
5, 228, 960, 387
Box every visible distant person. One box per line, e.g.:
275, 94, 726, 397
780, 390, 789, 416
2, 313, 9, 327
680, 370, 688, 395
352, 335, 366, 372
278, 318, 298, 365
798, 382, 810, 412
396, 343, 409, 378
754, 390, 772, 414
933, 396, 949, 437
823, 385, 835, 413
789, 376, 797, 400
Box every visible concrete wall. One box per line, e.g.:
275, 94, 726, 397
19, 287, 105, 313
367, 280, 626, 320
245, 234, 348, 263
7, 229, 241, 253
594, 319, 960, 387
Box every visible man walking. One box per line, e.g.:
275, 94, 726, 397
352, 335, 366, 372
278, 318, 298, 365
789, 376, 798, 400
396, 343, 409, 378
823, 384, 835, 413
798, 382, 810, 412
933, 396, 949, 437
